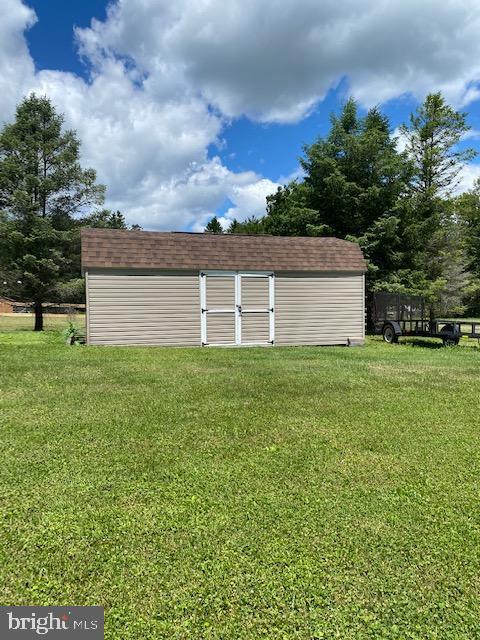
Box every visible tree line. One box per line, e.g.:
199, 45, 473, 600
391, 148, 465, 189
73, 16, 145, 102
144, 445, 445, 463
207, 94, 480, 320
0, 95, 138, 330
1, 93, 480, 331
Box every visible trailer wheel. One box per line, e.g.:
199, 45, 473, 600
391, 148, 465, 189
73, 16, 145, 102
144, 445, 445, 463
442, 336, 460, 347
382, 324, 398, 344
440, 323, 460, 346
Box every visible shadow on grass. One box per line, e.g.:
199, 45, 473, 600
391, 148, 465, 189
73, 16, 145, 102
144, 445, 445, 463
367, 335, 478, 350
401, 339, 444, 349
399, 338, 478, 350
367, 335, 444, 349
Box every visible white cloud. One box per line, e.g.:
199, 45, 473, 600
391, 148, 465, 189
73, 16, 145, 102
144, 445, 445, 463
222, 176, 280, 226
461, 129, 480, 142
277, 167, 307, 186
2, 0, 480, 229
0, 0, 277, 230
0, 0, 36, 122
457, 163, 480, 194
31, 64, 223, 200
392, 127, 409, 154
105, 157, 279, 231
75, 0, 480, 123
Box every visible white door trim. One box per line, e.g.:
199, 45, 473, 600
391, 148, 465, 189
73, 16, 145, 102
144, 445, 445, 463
199, 271, 207, 345
269, 273, 275, 344
234, 273, 241, 345
200, 271, 237, 346
200, 271, 275, 346
238, 272, 274, 346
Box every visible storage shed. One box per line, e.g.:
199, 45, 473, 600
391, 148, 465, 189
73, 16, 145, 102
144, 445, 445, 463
81, 229, 366, 347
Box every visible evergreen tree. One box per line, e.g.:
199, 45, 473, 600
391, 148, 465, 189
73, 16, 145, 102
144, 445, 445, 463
227, 216, 266, 234
402, 93, 475, 199
456, 179, 480, 275
205, 216, 223, 233
296, 101, 411, 240
264, 182, 319, 236
228, 218, 240, 233
399, 93, 476, 313
82, 209, 138, 229
0, 94, 105, 329
262, 100, 412, 302
224, 95, 478, 318
454, 179, 480, 315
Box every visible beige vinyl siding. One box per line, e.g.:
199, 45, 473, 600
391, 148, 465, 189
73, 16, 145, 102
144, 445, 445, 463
206, 313, 236, 344
204, 275, 236, 344
86, 269, 200, 345
275, 272, 364, 346
241, 313, 270, 343
86, 268, 365, 347
206, 275, 235, 309
241, 276, 269, 308
240, 276, 271, 344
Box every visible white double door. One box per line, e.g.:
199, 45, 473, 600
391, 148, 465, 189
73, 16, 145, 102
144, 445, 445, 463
200, 271, 274, 346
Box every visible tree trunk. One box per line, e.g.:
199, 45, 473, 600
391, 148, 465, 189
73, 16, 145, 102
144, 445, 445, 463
34, 301, 43, 331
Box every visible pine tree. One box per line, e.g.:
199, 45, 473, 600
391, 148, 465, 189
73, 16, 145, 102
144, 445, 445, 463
0, 94, 105, 329
263, 99, 412, 297
227, 216, 266, 234
83, 209, 131, 229
454, 179, 480, 315
399, 93, 476, 313
454, 179, 480, 273
205, 216, 223, 233
401, 93, 475, 199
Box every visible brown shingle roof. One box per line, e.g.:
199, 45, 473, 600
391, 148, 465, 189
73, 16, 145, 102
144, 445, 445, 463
81, 229, 366, 272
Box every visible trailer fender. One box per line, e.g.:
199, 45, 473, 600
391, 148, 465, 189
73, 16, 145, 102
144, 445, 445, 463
382, 322, 401, 343
440, 323, 461, 346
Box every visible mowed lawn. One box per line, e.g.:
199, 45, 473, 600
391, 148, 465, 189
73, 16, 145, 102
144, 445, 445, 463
0, 312, 85, 333
1, 322, 480, 639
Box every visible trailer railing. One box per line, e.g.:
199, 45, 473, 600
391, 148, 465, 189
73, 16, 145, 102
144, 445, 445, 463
436, 320, 480, 339
372, 293, 480, 345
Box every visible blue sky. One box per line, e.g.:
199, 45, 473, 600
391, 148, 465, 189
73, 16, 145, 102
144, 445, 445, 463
3, 0, 480, 230
26, 1, 107, 75
25, 0, 351, 184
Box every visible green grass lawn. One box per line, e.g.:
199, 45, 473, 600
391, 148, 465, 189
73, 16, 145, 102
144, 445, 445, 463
0, 312, 85, 332
1, 326, 480, 639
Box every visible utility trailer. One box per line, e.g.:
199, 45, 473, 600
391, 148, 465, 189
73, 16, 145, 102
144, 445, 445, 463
372, 292, 480, 346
